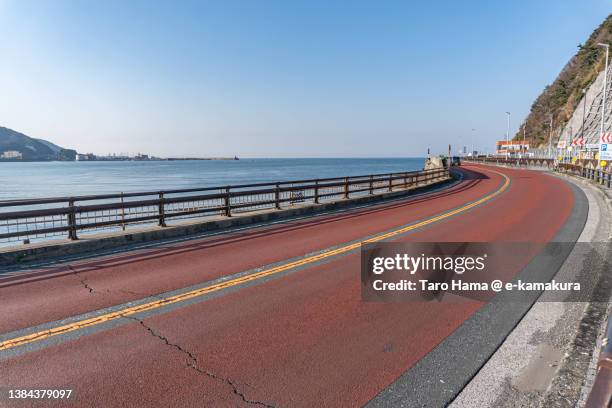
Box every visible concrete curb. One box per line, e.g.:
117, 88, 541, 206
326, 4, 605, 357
552, 172, 612, 408
0, 176, 453, 268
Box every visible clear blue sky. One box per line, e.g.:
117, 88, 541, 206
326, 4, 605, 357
0, 0, 610, 157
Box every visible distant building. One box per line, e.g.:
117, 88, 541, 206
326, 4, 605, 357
1, 150, 23, 159
496, 140, 529, 156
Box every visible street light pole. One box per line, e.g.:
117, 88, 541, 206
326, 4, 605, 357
471, 128, 476, 157
598, 43, 609, 136
505, 112, 511, 157
522, 122, 526, 158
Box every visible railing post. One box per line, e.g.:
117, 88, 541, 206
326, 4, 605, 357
369, 175, 374, 195
67, 198, 78, 240
158, 192, 166, 226
224, 187, 231, 217
388, 174, 393, 192
314, 180, 320, 204
120, 192, 126, 231
344, 177, 349, 199
275, 183, 281, 209
403, 173, 408, 189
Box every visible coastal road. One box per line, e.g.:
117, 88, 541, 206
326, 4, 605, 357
0, 165, 578, 407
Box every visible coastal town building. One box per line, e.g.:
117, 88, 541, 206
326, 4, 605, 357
1, 150, 23, 159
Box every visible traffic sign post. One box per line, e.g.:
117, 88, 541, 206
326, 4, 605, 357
599, 133, 612, 161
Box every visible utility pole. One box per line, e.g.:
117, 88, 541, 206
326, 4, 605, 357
568, 126, 573, 161
581, 88, 587, 138
548, 114, 554, 159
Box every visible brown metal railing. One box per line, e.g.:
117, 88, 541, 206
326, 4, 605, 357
585, 316, 612, 407
0, 167, 449, 244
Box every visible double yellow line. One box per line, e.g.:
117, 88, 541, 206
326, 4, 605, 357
0, 168, 510, 352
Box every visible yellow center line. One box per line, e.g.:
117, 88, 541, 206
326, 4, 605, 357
0, 168, 510, 352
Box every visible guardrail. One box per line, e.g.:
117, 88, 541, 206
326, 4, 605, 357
556, 163, 612, 188
464, 157, 555, 168
0, 167, 449, 245
464, 157, 612, 188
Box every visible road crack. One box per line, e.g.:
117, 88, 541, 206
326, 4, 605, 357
125, 316, 275, 407
66, 265, 270, 405
67, 265, 95, 293
67, 265, 162, 300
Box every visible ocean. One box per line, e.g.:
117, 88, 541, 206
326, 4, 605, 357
0, 158, 426, 200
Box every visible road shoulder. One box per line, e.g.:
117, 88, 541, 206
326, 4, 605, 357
367, 171, 589, 407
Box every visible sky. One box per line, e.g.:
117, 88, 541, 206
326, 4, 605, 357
0, 0, 610, 158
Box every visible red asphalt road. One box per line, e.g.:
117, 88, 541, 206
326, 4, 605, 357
0, 165, 575, 407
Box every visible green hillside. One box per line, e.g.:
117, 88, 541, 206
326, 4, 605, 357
517, 14, 612, 146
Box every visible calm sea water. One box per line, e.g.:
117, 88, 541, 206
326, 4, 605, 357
0, 158, 426, 200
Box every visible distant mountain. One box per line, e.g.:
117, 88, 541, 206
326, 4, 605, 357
0, 126, 76, 161
34, 138, 64, 154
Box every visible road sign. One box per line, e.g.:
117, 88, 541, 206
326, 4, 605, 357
600, 132, 612, 144
599, 142, 612, 161
557, 140, 567, 149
